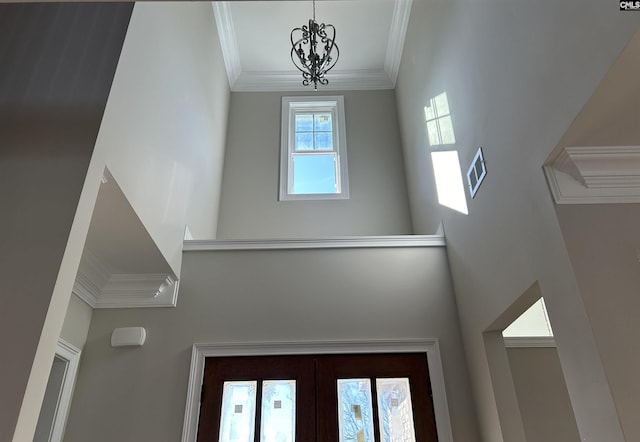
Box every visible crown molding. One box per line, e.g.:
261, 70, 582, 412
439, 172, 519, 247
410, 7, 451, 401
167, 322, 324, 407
231, 69, 393, 92
72, 249, 111, 308
98, 274, 178, 309
503, 336, 556, 348
214, 0, 409, 91
73, 252, 179, 309
385, 0, 412, 86
545, 145, 640, 204
183, 235, 445, 252
212, 1, 241, 88
73, 272, 100, 309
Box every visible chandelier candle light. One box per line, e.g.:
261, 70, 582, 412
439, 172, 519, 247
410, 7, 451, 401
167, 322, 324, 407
290, 0, 340, 90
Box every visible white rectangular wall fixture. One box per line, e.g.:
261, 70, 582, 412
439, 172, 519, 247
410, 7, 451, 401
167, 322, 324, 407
111, 327, 146, 347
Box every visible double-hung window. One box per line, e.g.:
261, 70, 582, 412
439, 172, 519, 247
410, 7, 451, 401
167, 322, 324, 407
280, 96, 349, 201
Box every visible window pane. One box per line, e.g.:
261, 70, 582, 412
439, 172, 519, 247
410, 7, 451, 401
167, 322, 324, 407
292, 154, 337, 194
314, 132, 333, 150
314, 113, 332, 131
376, 378, 417, 442
295, 114, 313, 132
260, 380, 296, 442
295, 132, 314, 151
337, 379, 376, 442
219, 381, 257, 442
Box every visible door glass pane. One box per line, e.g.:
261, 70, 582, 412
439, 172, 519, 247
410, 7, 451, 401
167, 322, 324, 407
337, 379, 376, 442
219, 381, 257, 442
376, 378, 417, 442
260, 380, 296, 442
292, 154, 337, 194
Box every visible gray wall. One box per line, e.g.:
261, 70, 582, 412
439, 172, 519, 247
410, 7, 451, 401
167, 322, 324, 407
216, 90, 413, 238
64, 246, 477, 441
394, 0, 639, 440
556, 203, 640, 441
507, 347, 580, 442
0, 4, 132, 440
61, 295, 94, 351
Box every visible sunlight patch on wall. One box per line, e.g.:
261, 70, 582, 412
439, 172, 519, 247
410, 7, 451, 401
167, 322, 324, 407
425, 92, 455, 146
431, 151, 468, 215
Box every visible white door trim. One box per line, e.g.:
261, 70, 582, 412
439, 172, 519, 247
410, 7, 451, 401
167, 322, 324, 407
181, 339, 453, 442
49, 338, 81, 442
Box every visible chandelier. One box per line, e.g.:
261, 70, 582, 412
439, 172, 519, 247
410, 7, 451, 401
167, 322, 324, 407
290, 0, 340, 90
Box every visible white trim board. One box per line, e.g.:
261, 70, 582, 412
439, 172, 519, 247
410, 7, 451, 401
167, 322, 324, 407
503, 336, 556, 348
181, 339, 454, 442
183, 235, 446, 252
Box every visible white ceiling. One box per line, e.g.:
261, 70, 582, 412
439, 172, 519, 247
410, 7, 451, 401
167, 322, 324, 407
213, 0, 413, 91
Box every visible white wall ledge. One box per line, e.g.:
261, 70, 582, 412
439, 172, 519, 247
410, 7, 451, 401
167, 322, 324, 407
503, 336, 556, 348
183, 235, 446, 251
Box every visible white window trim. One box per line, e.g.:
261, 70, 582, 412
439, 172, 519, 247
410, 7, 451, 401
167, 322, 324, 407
181, 339, 454, 442
48, 339, 81, 442
279, 96, 349, 201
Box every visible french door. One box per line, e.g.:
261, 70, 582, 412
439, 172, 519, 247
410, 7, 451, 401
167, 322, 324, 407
197, 353, 438, 442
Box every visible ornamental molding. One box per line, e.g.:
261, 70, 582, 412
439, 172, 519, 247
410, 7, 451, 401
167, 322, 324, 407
73, 250, 178, 309
544, 145, 640, 204
384, 0, 413, 86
